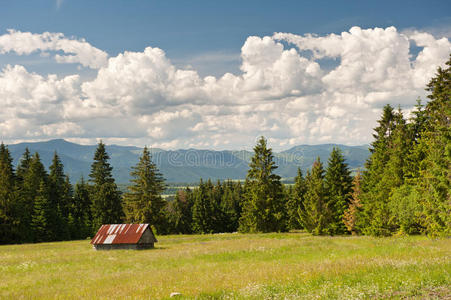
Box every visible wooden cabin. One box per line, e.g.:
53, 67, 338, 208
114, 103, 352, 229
91, 224, 157, 250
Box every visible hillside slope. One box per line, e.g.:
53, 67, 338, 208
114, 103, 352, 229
8, 139, 369, 183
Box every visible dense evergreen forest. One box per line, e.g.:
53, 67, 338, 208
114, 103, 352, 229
0, 56, 449, 244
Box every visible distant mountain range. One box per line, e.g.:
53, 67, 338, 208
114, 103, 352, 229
7, 139, 369, 184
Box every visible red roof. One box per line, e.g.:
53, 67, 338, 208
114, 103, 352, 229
91, 224, 151, 245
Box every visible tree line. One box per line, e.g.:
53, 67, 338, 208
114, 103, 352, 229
163, 55, 450, 237
0, 55, 449, 244
0, 142, 119, 243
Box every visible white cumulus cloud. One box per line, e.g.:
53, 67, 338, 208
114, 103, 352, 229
0, 26, 449, 150
0, 29, 108, 69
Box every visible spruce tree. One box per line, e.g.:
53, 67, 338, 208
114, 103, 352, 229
325, 147, 353, 235
71, 177, 92, 238
239, 137, 286, 233
61, 175, 73, 239
221, 180, 242, 232
0, 143, 17, 243
343, 171, 362, 235
415, 55, 451, 236
15, 148, 32, 242
192, 179, 214, 233
359, 105, 401, 236
48, 152, 70, 240
210, 180, 226, 232
403, 100, 428, 182
167, 188, 193, 234
362, 104, 396, 188
123, 147, 166, 229
387, 103, 427, 235
384, 109, 409, 187
31, 180, 52, 242
298, 158, 329, 235
89, 141, 123, 231
16, 148, 31, 183
232, 182, 243, 230
388, 185, 423, 235
286, 168, 306, 230
20, 153, 48, 242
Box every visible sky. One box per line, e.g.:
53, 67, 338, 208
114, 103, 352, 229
0, 0, 450, 150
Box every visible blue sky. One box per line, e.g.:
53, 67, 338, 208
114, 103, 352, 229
0, 0, 450, 149
2, 0, 451, 74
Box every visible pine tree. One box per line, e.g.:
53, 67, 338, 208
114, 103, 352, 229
89, 141, 123, 231
298, 158, 330, 235
31, 180, 52, 242
286, 168, 306, 230
0, 143, 17, 244
239, 137, 286, 233
343, 171, 362, 235
123, 146, 166, 231
325, 147, 353, 235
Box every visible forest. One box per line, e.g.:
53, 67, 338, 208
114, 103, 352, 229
0, 55, 449, 244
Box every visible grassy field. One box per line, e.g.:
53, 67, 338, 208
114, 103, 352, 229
1, 233, 450, 299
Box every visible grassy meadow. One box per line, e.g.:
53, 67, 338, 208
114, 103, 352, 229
1, 233, 450, 299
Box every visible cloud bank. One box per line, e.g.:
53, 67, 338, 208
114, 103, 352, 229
0, 29, 108, 68
0, 27, 449, 149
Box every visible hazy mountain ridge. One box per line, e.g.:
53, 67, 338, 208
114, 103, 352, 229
7, 139, 369, 183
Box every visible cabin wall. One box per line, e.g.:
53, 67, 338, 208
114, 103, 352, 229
139, 228, 157, 244
93, 243, 154, 250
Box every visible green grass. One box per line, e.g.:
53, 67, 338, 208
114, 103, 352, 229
1, 233, 450, 299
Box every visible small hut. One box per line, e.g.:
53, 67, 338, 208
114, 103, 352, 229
91, 224, 157, 250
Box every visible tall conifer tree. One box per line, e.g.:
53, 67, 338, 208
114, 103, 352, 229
48, 152, 70, 240
286, 168, 306, 230
192, 179, 214, 233
221, 180, 242, 232
166, 188, 193, 234
210, 180, 227, 232
70, 177, 92, 238
415, 55, 451, 236
31, 180, 52, 242
15, 148, 32, 242
343, 171, 362, 235
89, 141, 123, 231
16, 148, 31, 183
298, 158, 329, 235
325, 147, 353, 235
123, 146, 166, 230
0, 143, 17, 243
359, 105, 401, 236
403, 100, 427, 182
239, 137, 285, 233
20, 153, 48, 242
